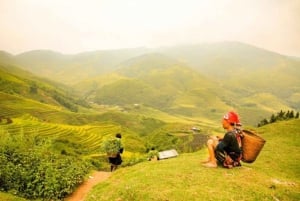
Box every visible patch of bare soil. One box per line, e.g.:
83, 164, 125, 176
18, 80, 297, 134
66, 171, 111, 201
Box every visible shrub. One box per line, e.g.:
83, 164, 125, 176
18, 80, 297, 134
0, 133, 90, 200
101, 137, 122, 156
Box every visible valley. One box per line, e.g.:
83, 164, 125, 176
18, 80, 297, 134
0, 42, 299, 200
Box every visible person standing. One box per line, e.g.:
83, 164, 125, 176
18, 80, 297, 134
108, 133, 124, 172
202, 111, 242, 168
147, 147, 159, 161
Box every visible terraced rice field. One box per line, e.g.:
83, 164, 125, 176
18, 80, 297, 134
0, 115, 121, 154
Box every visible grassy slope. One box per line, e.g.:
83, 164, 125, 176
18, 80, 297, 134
0, 64, 86, 113
0, 98, 204, 155
86, 119, 300, 201
0, 92, 86, 124
0, 193, 28, 201
3, 46, 300, 127
159, 42, 300, 110
76, 51, 300, 126
87, 54, 242, 123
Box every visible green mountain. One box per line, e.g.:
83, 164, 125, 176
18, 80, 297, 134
14, 48, 149, 84
159, 41, 289, 76
75, 49, 298, 125
0, 63, 87, 113
1, 42, 300, 201
0, 61, 206, 155
81, 54, 232, 121
1, 42, 300, 125
159, 42, 300, 108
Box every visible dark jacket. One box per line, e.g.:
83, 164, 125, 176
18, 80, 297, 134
216, 130, 241, 160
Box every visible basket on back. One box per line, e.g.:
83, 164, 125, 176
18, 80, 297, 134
241, 130, 266, 163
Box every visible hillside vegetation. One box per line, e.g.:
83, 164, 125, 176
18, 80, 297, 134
1, 42, 300, 125
86, 119, 300, 201
11, 48, 149, 84
0, 42, 299, 200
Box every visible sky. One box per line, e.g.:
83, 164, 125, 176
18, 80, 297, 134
0, 0, 299, 56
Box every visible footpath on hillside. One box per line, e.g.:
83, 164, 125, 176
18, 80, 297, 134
66, 171, 111, 201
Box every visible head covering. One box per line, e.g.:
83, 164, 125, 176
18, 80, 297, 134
223, 111, 241, 126
116, 133, 122, 138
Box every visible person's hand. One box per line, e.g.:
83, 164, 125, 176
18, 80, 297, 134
216, 135, 223, 140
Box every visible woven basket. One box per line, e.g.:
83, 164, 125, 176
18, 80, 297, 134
241, 130, 266, 163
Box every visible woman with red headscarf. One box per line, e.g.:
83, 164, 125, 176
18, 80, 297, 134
202, 111, 243, 168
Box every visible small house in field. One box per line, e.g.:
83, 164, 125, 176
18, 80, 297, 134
158, 149, 178, 160
191, 126, 200, 134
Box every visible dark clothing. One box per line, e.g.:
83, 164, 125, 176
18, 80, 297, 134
216, 130, 241, 154
107, 134, 124, 172
215, 130, 242, 167
108, 147, 123, 165
108, 154, 122, 165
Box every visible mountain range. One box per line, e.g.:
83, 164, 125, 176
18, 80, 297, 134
1, 41, 299, 127
1, 41, 300, 201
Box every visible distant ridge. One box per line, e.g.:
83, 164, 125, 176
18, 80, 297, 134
1, 41, 299, 125
1, 41, 299, 83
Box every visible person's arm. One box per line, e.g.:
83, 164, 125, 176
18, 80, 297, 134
216, 132, 231, 152
216, 141, 226, 152
216, 135, 223, 140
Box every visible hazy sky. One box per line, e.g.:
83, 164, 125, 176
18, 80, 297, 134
0, 0, 299, 56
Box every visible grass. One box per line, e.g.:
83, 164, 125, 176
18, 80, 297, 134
86, 119, 300, 201
0, 193, 28, 201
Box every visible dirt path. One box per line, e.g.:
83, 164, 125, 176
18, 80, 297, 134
66, 171, 111, 201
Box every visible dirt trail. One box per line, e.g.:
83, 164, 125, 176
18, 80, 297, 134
66, 171, 111, 201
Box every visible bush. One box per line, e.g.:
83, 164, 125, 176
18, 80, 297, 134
0, 133, 90, 200
101, 137, 122, 156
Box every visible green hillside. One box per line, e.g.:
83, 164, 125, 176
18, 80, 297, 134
0, 42, 300, 200
1, 119, 299, 200
2, 42, 300, 122
78, 51, 299, 125
0, 61, 211, 155
0, 64, 87, 113
1, 42, 299, 126
0, 94, 207, 153
14, 48, 149, 84
159, 41, 289, 77
82, 53, 237, 122
94, 78, 159, 106
86, 119, 300, 201
159, 42, 300, 110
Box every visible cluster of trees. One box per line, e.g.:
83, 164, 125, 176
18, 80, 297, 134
53, 92, 78, 112
0, 133, 90, 200
257, 110, 299, 127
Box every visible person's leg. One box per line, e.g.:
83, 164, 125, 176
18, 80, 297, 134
203, 137, 218, 167
111, 164, 116, 172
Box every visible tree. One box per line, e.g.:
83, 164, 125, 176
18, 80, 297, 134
258, 118, 268, 127
289, 110, 294, 118
257, 110, 299, 127
278, 110, 285, 120
285, 110, 290, 119
270, 114, 276, 123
